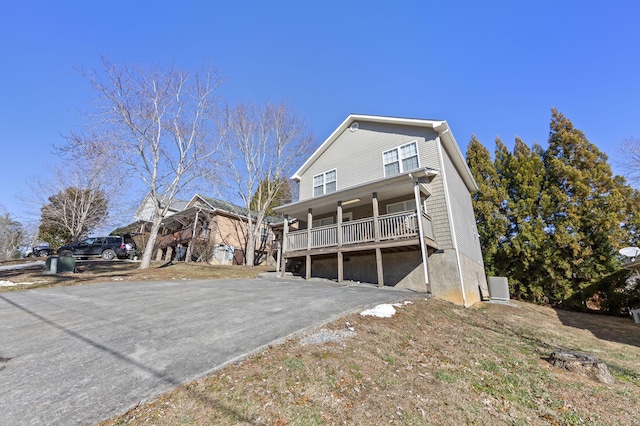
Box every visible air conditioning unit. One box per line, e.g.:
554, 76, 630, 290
488, 277, 510, 302
631, 309, 640, 324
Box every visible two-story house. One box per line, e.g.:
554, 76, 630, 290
274, 114, 489, 307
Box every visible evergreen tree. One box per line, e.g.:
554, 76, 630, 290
496, 138, 550, 302
544, 108, 627, 305
249, 178, 293, 218
468, 109, 635, 312
466, 135, 508, 277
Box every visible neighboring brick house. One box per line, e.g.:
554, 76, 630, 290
274, 114, 489, 306
130, 194, 279, 265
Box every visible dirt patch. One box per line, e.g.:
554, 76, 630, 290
103, 299, 640, 425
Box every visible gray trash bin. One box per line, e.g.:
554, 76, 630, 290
175, 246, 187, 261
43, 256, 59, 275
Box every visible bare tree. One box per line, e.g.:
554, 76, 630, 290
217, 103, 314, 266
620, 137, 640, 184
38, 184, 108, 246
62, 58, 222, 269
20, 154, 130, 249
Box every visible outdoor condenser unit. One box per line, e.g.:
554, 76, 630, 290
488, 276, 510, 302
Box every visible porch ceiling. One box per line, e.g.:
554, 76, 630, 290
275, 168, 437, 218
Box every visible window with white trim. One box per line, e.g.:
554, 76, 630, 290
312, 217, 334, 227
383, 141, 419, 177
386, 200, 417, 214
386, 199, 426, 214
313, 169, 337, 196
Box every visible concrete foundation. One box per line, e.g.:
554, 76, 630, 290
297, 247, 487, 306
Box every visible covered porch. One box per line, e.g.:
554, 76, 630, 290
275, 168, 439, 291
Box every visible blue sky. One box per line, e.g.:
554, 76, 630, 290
1, 1, 639, 225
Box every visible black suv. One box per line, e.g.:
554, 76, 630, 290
57, 236, 136, 260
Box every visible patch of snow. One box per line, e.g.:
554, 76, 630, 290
392, 301, 413, 307
360, 304, 396, 318
0, 280, 18, 287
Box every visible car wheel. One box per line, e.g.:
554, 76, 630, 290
102, 249, 116, 260
35, 250, 43, 257
60, 250, 73, 257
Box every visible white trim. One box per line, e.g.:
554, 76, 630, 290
437, 137, 468, 307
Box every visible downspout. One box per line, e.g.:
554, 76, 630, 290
409, 173, 431, 294
436, 134, 468, 307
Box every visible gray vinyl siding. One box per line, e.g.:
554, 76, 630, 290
426, 173, 454, 250
299, 122, 439, 200
441, 147, 484, 263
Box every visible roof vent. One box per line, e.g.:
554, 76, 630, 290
349, 122, 359, 132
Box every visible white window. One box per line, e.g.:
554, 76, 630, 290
386, 199, 427, 213
383, 141, 419, 177
313, 169, 337, 197
386, 199, 417, 214
312, 216, 334, 227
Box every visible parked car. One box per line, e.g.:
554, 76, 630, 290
57, 235, 136, 260
25, 243, 55, 258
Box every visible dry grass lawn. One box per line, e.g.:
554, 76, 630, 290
0, 259, 271, 290
105, 300, 639, 425
2, 259, 639, 425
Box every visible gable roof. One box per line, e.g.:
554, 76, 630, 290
292, 114, 478, 192
186, 194, 284, 225
133, 193, 190, 220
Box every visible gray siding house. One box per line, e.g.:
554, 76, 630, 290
274, 114, 488, 306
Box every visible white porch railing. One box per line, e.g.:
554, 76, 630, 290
310, 224, 338, 248
285, 210, 433, 252
342, 217, 374, 245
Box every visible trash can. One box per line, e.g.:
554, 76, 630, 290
43, 256, 59, 275
43, 255, 76, 275
58, 255, 76, 272
175, 246, 187, 261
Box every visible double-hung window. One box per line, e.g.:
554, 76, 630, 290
383, 141, 419, 177
313, 169, 337, 197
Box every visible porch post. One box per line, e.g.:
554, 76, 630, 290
372, 192, 380, 242
187, 210, 199, 263
414, 179, 431, 293
306, 209, 312, 280
337, 201, 343, 282
376, 247, 384, 287
280, 215, 288, 277
337, 201, 343, 247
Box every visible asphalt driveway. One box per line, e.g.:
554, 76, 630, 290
0, 276, 411, 425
